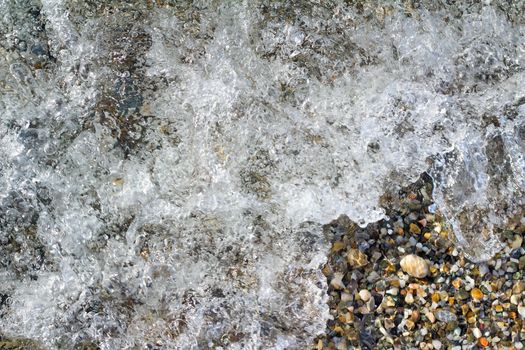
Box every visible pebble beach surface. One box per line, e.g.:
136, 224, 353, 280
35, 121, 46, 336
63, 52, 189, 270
316, 176, 525, 350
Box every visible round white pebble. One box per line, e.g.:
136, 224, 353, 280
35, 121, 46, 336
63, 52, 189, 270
358, 289, 371, 302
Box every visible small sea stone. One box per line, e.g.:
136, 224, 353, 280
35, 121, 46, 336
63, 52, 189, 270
519, 255, 525, 269
478, 264, 489, 276
341, 292, 352, 302
410, 310, 420, 322
435, 309, 457, 322
452, 278, 462, 289
386, 288, 398, 296
473, 328, 482, 339
426, 311, 436, 323
513, 281, 525, 294
479, 337, 489, 347
358, 289, 371, 302
409, 223, 421, 234
518, 305, 525, 318
471, 288, 484, 301
405, 293, 414, 304
347, 249, 368, 268
457, 290, 470, 300
400, 254, 429, 278
330, 272, 345, 290
512, 235, 523, 249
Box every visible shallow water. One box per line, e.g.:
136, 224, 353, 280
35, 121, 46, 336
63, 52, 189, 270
1, 1, 524, 349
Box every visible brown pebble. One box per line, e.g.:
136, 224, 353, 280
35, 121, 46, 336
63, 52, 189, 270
112, 177, 124, 186
331, 241, 345, 252
410, 310, 420, 322
347, 249, 368, 267
513, 281, 525, 294
409, 223, 421, 234
512, 235, 523, 249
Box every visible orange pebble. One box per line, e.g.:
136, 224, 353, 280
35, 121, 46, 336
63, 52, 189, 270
479, 337, 489, 347
451, 278, 462, 289
471, 288, 484, 301
431, 292, 440, 303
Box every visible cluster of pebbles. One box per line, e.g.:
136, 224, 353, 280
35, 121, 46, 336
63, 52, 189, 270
316, 175, 525, 350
